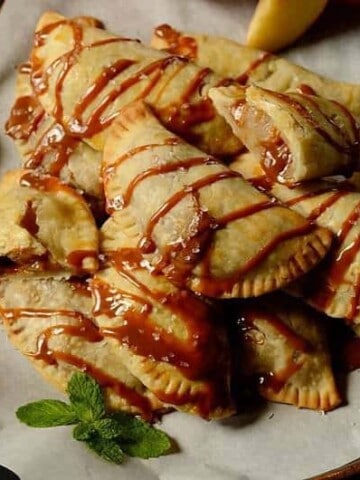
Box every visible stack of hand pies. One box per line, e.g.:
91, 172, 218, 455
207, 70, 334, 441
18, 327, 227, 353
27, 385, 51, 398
3, 12, 360, 421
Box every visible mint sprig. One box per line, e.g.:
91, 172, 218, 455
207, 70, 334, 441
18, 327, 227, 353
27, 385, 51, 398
16, 372, 171, 464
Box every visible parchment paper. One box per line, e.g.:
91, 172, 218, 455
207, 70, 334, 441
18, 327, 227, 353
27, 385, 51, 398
1, 1, 360, 479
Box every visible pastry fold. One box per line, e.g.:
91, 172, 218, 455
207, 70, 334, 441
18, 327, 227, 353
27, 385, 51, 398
231, 153, 360, 332
91, 214, 234, 419
5, 36, 103, 200
209, 84, 359, 185
29, 11, 242, 157
0, 169, 98, 274
234, 294, 341, 411
102, 100, 332, 298
0, 274, 162, 417
151, 24, 360, 118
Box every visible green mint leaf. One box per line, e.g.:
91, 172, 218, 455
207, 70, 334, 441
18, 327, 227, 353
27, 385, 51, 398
86, 437, 124, 464
67, 372, 105, 422
92, 418, 127, 440
73, 422, 96, 441
111, 412, 171, 459
16, 400, 77, 428
121, 426, 171, 459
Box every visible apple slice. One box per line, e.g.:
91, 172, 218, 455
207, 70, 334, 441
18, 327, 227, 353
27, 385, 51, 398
246, 0, 328, 52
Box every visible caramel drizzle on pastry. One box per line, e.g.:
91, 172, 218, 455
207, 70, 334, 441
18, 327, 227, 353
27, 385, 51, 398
0, 306, 153, 417
31, 20, 216, 140
5, 64, 81, 177
197, 221, 315, 297
262, 92, 359, 182
235, 52, 272, 85
105, 136, 319, 294
18, 171, 98, 272
5, 93, 45, 141
310, 202, 360, 320
249, 172, 360, 320
238, 307, 311, 392
239, 90, 359, 183
153, 24, 272, 86
92, 250, 230, 417
154, 24, 198, 60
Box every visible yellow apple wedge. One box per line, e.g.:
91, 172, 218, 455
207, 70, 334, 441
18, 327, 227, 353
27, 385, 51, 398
246, 0, 328, 52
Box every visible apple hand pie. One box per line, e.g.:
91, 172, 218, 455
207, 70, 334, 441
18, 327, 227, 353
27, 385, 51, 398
151, 24, 360, 118
29, 11, 242, 157
0, 274, 163, 417
231, 153, 360, 331
234, 294, 341, 411
90, 219, 234, 418
209, 84, 359, 185
102, 99, 332, 298
0, 169, 98, 274
5, 61, 103, 200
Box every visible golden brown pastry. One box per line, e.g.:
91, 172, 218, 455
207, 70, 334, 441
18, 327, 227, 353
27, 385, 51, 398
0, 274, 162, 417
102, 99, 332, 298
5, 62, 103, 200
231, 153, 360, 331
209, 84, 359, 185
92, 215, 234, 419
29, 11, 242, 157
0, 169, 98, 274
235, 294, 341, 411
151, 24, 360, 118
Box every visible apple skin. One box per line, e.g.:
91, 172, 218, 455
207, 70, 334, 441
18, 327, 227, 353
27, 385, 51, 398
246, 0, 329, 52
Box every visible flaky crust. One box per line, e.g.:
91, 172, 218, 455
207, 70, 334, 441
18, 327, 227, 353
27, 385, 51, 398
30, 11, 241, 157
237, 295, 341, 411
151, 24, 360, 118
102, 100, 332, 298
0, 274, 162, 415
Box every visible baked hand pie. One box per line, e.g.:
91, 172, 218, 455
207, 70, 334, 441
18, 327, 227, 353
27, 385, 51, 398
151, 24, 360, 118
0, 169, 98, 274
91, 215, 234, 419
102, 99, 332, 298
231, 153, 360, 331
209, 84, 359, 185
5, 62, 103, 200
234, 294, 341, 411
0, 274, 162, 417
29, 11, 242, 157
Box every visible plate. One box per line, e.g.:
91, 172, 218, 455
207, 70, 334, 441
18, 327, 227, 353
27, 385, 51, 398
1, 1, 360, 479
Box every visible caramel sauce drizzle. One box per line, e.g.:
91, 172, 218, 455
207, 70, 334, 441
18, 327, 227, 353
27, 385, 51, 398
311, 201, 360, 318
121, 156, 217, 209
138, 170, 239, 254
197, 221, 315, 297
67, 250, 98, 271
284, 186, 343, 207
25, 121, 80, 177
307, 191, 349, 222
154, 24, 198, 60
0, 306, 152, 417
5, 64, 81, 178
238, 307, 310, 392
94, 251, 230, 416
296, 84, 317, 96
248, 169, 360, 320
235, 52, 272, 85
5, 95, 45, 141
269, 90, 358, 156
91, 272, 217, 380
105, 132, 311, 295
103, 138, 181, 178
20, 201, 39, 236
31, 20, 216, 140
20, 171, 85, 203
53, 352, 153, 418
